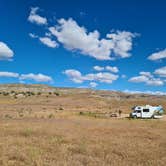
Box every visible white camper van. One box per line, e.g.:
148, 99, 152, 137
130, 105, 164, 119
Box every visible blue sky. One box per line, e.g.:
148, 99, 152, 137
0, 0, 166, 94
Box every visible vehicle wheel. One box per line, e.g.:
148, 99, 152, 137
151, 115, 155, 119
133, 115, 137, 119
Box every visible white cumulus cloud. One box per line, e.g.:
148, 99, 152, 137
29, 33, 58, 48
29, 33, 38, 38
49, 18, 136, 60
64, 69, 118, 84
93, 65, 119, 73
39, 37, 58, 48
63, 69, 83, 83
20, 73, 53, 82
129, 71, 164, 86
0, 42, 14, 60
129, 75, 149, 83
93, 66, 104, 71
154, 66, 166, 77
124, 89, 166, 96
89, 82, 98, 88
139, 71, 153, 78
28, 7, 47, 25
105, 66, 119, 73
148, 49, 166, 61
0, 72, 19, 78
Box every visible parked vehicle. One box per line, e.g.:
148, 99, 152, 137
130, 105, 164, 119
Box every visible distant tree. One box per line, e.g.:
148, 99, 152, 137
54, 92, 60, 96
37, 92, 41, 95
3, 92, 9, 96
30, 92, 35, 95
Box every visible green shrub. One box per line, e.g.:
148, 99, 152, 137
48, 114, 54, 119
54, 92, 60, 96
21, 128, 33, 137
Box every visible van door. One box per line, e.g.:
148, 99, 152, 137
136, 110, 141, 118
142, 109, 150, 118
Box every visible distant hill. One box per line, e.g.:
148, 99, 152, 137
0, 83, 165, 99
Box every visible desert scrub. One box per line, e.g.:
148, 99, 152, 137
79, 111, 97, 118
18, 109, 24, 117
59, 107, 64, 111
49, 135, 66, 145
54, 91, 60, 96
2, 92, 9, 96
4, 114, 13, 119
37, 92, 41, 95
48, 114, 54, 119
20, 128, 33, 137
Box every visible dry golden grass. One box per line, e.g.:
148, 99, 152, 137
0, 117, 166, 166
0, 86, 166, 165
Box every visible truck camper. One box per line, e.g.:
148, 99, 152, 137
130, 105, 164, 119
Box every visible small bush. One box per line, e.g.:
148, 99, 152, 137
37, 92, 41, 95
54, 92, 60, 96
3, 92, 9, 96
59, 107, 64, 111
48, 114, 54, 119
79, 112, 98, 118
4, 114, 13, 119
20, 128, 33, 137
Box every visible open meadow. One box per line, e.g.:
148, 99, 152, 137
0, 84, 166, 166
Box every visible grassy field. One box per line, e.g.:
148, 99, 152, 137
0, 117, 166, 166
0, 84, 166, 166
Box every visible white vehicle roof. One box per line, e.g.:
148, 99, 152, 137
134, 105, 163, 109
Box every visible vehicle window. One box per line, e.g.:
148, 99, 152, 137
134, 110, 141, 113
143, 109, 149, 112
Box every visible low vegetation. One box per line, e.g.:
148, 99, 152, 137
0, 84, 165, 165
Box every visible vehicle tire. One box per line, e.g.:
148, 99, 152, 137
133, 115, 137, 119
151, 115, 155, 119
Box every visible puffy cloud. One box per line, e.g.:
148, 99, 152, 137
148, 49, 166, 61
19, 73, 53, 82
84, 72, 118, 83
93, 65, 119, 73
124, 89, 166, 96
0, 72, 19, 78
146, 79, 164, 86
139, 71, 153, 78
89, 82, 98, 88
49, 18, 136, 60
0, 71, 53, 83
28, 7, 47, 25
154, 66, 166, 77
129, 71, 164, 86
129, 75, 149, 83
105, 66, 119, 73
39, 37, 58, 48
29, 33, 38, 38
63, 70, 83, 83
29, 33, 58, 48
64, 69, 118, 84
106, 31, 136, 58
0, 42, 14, 60
93, 66, 104, 71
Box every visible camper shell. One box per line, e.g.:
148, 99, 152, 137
130, 105, 164, 119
